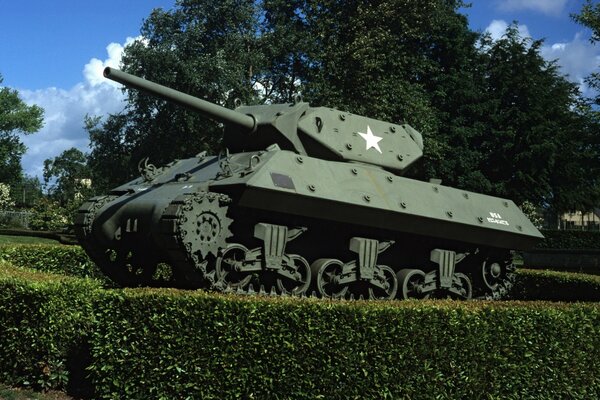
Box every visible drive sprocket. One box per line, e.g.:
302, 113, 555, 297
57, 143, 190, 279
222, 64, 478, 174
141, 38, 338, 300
175, 192, 234, 260
158, 192, 234, 288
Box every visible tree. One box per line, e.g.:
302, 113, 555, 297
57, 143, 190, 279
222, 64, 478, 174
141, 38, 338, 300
565, 0, 600, 218
473, 27, 586, 206
90, 0, 475, 187
0, 73, 44, 186
10, 175, 43, 208
264, 0, 451, 138
43, 147, 92, 207
87, 0, 264, 191
548, 104, 600, 216
85, 114, 135, 193
573, 0, 600, 107
87, 0, 599, 218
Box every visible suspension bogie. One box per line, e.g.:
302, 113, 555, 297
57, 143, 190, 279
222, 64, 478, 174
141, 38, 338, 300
77, 190, 517, 300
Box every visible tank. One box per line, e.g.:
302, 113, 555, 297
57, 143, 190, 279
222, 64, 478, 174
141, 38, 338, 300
75, 67, 544, 300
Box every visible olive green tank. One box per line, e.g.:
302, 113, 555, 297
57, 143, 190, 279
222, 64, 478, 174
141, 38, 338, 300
75, 67, 543, 300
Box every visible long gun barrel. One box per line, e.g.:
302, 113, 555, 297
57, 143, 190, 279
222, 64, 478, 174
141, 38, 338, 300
103, 67, 256, 132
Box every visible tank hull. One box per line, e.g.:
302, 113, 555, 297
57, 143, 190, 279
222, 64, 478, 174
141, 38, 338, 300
211, 150, 541, 251
77, 148, 542, 299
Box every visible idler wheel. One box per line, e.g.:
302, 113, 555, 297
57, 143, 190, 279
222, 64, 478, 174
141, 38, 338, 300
368, 265, 398, 300
482, 261, 503, 290
215, 243, 252, 291
397, 268, 429, 300
311, 258, 348, 299
277, 254, 311, 295
479, 256, 516, 299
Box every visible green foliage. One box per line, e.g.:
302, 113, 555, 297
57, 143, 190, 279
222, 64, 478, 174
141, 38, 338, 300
0, 183, 14, 209
0, 261, 599, 398
11, 175, 43, 209
84, 115, 135, 194
88, 291, 600, 399
520, 201, 544, 229
0, 235, 58, 245
87, 0, 264, 191
475, 26, 599, 208
0, 244, 108, 284
512, 268, 600, 301
27, 198, 70, 232
0, 73, 44, 187
0, 262, 99, 391
534, 229, 600, 250
43, 148, 92, 208
573, 0, 600, 107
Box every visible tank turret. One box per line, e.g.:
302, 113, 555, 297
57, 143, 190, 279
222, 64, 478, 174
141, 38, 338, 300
104, 67, 423, 174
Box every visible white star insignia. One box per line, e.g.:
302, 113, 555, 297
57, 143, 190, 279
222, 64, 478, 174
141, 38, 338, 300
358, 125, 383, 154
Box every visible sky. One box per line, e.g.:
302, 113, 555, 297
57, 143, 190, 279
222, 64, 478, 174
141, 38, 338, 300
1, 0, 598, 180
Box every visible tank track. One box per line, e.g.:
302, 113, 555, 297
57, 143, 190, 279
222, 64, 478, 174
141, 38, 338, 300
158, 191, 233, 289
77, 193, 517, 300
75, 195, 159, 286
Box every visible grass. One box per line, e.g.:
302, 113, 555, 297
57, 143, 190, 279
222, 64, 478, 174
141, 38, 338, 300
0, 235, 59, 245
0, 384, 73, 400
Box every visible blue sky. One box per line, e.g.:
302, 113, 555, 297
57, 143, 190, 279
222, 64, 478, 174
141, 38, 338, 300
1, 0, 598, 179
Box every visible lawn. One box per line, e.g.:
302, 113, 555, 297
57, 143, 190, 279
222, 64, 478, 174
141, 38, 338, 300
0, 383, 73, 400
0, 235, 59, 245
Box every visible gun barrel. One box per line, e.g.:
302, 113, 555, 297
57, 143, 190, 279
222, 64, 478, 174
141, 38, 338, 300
104, 67, 255, 132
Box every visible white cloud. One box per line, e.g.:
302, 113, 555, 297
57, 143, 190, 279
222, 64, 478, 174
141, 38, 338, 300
484, 20, 600, 99
485, 20, 531, 41
541, 32, 600, 97
19, 84, 125, 178
83, 36, 141, 87
17, 38, 141, 178
495, 0, 568, 16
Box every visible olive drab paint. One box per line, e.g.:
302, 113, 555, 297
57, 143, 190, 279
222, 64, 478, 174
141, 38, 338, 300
76, 68, 543, 301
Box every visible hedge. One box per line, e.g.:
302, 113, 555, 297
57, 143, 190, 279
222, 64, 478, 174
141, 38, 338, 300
0, 262, 99, 393
0, 262, 599, 399
88, 291, 600, 400
536, 229, 600, 250
512, 269, 600, 302
0, 244, 110, 285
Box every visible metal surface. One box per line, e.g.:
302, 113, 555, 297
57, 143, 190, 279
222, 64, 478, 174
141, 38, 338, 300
76, 68, 544, 300
104, 67, 256, 132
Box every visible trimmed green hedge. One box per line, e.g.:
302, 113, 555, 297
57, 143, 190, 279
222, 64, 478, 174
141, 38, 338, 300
88, 291, 600, 400
512, 269, 600, 301
0, 262, 599, 399
0, 263, 99, 392
536, 229, 600, 249
0, 244, 110, 285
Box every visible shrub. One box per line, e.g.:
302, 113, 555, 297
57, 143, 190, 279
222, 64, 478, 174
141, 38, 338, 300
0, 244, 109, 285
27, 198, 70, 232
0, 262, 599, 399
536, 230, 600, 249
512, 268, 600, 301
0, 262, 99, 392
87, 291, 600, 400
0, 183, 14, 210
